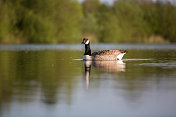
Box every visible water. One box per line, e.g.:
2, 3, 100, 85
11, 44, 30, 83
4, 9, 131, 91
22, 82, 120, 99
0, 44, 176, 117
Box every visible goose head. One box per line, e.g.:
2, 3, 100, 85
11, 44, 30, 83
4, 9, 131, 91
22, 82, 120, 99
81, 38, 90, 45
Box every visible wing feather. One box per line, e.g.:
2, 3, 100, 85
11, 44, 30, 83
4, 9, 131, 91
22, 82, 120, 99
91, 50, 127, 61
91, 50, 126, 56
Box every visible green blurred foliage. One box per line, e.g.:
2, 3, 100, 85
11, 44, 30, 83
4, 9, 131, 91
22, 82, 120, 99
0, 0, 82, 43
113, 0, 146, 42
0, 50, 82, 104
160, 2, 176, 42
0, 0, 176, 43
96, 4, 122, 42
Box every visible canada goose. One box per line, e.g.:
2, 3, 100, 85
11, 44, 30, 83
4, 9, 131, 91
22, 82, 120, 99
81, 38, 127, 61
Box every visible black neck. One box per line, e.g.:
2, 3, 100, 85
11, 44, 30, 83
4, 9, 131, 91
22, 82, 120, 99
84, 44, 91, 55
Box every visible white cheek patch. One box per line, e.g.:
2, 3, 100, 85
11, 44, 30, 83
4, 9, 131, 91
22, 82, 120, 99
85, 40, 89, 44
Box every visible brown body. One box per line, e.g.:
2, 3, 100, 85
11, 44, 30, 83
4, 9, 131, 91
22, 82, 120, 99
91, 50, 127, 61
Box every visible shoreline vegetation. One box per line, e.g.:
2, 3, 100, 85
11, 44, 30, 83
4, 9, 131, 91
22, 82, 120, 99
0, 0, 175, 44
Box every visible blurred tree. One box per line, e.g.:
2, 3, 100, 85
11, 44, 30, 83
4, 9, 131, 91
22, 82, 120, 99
82, 0, 101, 14
0, 2, 8, 41
113, 0, 149, 42
142, 2, 162, 35
53, 0, 83, 43
161, 2, 176, 42
0, 0, 83, 43
0, 0, 13, 42
81, 0, 101, 42
0, 0, 176, 43
96, 4, 122, 42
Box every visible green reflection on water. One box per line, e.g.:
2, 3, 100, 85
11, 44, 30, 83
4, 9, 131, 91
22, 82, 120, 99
0, 48, 176, 117
0, 50, 83, 105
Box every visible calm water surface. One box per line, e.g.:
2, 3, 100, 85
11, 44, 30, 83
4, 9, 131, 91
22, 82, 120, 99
0, 44, 176, 117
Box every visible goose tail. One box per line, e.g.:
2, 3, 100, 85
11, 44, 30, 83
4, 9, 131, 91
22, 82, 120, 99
120, 50, 128, 54
117, 50, 128, 60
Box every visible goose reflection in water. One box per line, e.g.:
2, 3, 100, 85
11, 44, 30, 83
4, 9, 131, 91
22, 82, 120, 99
83, 60, 126, 89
